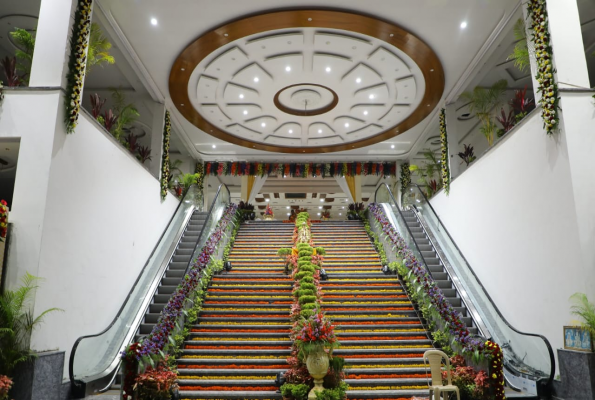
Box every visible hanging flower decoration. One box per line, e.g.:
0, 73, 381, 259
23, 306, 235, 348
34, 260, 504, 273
64, 0, 93, 133
400, 162, 411, 195
485, 340, 505, 400
0, 200, 8, 241
203, 161, 397, 178
527, 0, 560, 134
195, 162, 205, 195
160, 111, 171, 200
439, 109, 450, 195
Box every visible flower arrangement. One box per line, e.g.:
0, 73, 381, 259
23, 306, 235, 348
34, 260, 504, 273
400, 162, 411, 195
121, 341, 141, 400
368, 203, 504, 399
0, 200, 7, 241
264, 204, 274, 219
161, 111, 171, 200
133, 204, 237, 361
441, 355, 492, 400
204, 162, 397, 178
0, 375, 12, 400
439, 109, 450, 195
527, 0, 559, 134
133, 358, 178, 400
64, 0, 93, 133
293, 309, 339, 360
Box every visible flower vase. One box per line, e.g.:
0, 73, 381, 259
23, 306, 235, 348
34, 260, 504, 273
306, 350, 329, 400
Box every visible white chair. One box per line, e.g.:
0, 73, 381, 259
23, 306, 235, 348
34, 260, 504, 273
423, 349, 460, 400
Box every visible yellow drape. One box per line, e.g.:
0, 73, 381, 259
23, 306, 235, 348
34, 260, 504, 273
246, 175, 256, 201
345, 175, 356, 201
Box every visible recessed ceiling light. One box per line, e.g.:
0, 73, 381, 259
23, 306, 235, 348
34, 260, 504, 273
287, 213, 291, 216
317, 213, 321, 216
363, 110, 368, 115
325, 67, 331, 72
342, 206, 345, 209
181, 67, 185, 71
224, 33, 228, 37
243, 110, 248, 115
285, 66, 291, 72
391, 144, 395, 149
261, 122, 266, 127
254, 77, 259, 82
320, 199, 324, 202
356, 78, 361, 83
460, 21, 468, 29
319, 206, 322, 209
339, 213, 342, 216
212, 145, 216, 149
265, 198, 269, 202
369, 94, 375, 100
318, 129, 322, 134
239, 94, 244, 99
289, 129, 293, 134
150, 18, 158, 26
286, 206, 290, 209
344, 123, 350, 128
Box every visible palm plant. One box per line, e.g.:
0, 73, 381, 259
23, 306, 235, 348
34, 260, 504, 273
168, 159, 184, 186
460, 79, 508, 146
86, 23, 115, 74
110, 88, 140, 140
180, 173, 200, 195
9, 28, 35, 83
0, 273, 62, 376
410, 150, 444, 196
508, 19, 530, 73
570, 293, 595, 337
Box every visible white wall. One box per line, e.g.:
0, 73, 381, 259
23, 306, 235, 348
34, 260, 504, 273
430, 110, 590, 373
0, 91, 179, 379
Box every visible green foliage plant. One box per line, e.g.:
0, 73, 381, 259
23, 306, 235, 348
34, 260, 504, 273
9, 28, 35, 83
460, 79, 508, 146
86, 23, 115, 74
409, 150, 443, 197
570, 293, 595, 336
0, 272, 62, 376
110, 87, 140, 140
281, 382, 310, 400
314, 381, 349, 400
508, 19, 530, 73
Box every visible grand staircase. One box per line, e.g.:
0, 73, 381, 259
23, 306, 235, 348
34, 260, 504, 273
175, 219, 433, 399
311, 221, 431, 399
176, 221, 294, 399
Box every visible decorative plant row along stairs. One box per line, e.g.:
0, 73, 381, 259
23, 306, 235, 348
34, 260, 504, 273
176, 221, 295, 399
401, 209, 478, 335
311, 221, 432, 400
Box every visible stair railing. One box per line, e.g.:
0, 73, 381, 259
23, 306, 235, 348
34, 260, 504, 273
69, 185, 206, 396
381, 183, 555, 392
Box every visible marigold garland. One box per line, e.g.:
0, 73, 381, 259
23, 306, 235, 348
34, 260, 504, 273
64, 0, 93, 133
195, 161, 205, 199
527, 0, 560, 134
439, 108, 450, 195
160, 111, 171, 199
205, 161, 396, 178
0, 200, 8, 240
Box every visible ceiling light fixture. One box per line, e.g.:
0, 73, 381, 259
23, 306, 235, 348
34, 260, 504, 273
369, 94, 375, 100
317, 213, 321, 216
285, 66, 291, 72
339, 213, 342, 216
261, 122, 266, 127
212, 145, 216, 149
254, 77, 259, 82
150, 18, 158, 26
289, 129, 293, 134
319, 206, 322, 209
318, 129, 322, 134
364, 110, 368, 115
344, 123, 350, 128
391, 144, 395, 149
356, 78, 361, 83
342, 206, 345, 209
325, 67, 331, 72
266, 198, 269, 202
286, 206, 290, 209
287, 213, 291, 216
239, 94, 244, 99
320, 199, 324, 202
460, 21, 468, 29
243, 110, 248, 115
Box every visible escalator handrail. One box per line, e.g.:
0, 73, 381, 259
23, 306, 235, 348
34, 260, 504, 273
403, 183, 555, 385
69, 185, 198, 386
183, 183, 231, 277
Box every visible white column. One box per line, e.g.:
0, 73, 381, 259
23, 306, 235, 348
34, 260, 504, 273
248, 176, 267, 204
29, 0, 77, 87
546, 0, 590, 89
334, 176, 354, 203
444, 104, 461, 179
149, 103, 166, 178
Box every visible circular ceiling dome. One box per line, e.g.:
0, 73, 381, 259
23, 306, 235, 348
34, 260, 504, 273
170, 10, 445, 153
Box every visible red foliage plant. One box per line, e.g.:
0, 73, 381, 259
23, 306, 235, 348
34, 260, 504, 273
0, 375, 13, 400
134, 357, 178, 399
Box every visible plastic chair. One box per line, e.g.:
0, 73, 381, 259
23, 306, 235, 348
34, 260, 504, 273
423, 349, 460, 400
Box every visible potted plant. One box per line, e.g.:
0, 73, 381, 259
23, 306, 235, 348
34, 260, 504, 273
133, 358, 178, 400
458, 144, 476, 166
0, 375, 12, 400
245, 203, 255, 220
264, 203, 274, 220
293, 309, 339, 399
570, 293, 595, 343
460, 79, 507, 147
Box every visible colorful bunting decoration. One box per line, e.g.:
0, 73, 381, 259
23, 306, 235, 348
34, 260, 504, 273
203, 162, 397, 178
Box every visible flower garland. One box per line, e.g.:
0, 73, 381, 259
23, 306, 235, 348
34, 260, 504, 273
527, 0, 560, 134
205, 161, 397, 178
64, 0, 93, 133
400, 162, 411, 195
439, 109, 450, 195
195, 162, 205, 199
368, 203, 505, 399
160, 111, 171, 200
0, 200, 8, 241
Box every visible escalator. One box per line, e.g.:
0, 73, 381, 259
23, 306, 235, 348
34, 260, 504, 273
69, 184, 231, 397
374, 183, 555, 398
